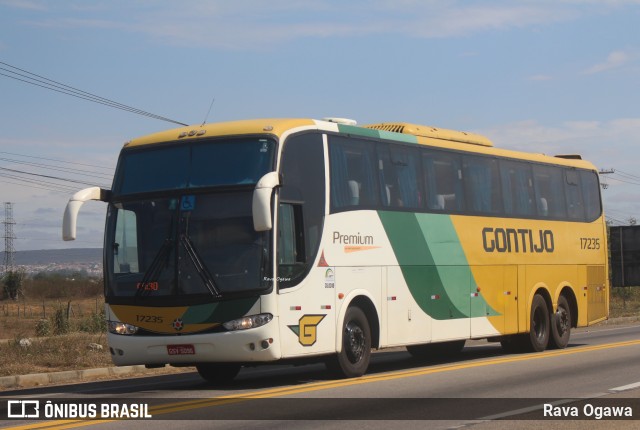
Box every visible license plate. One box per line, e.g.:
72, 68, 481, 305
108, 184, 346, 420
167, 344, 195, 355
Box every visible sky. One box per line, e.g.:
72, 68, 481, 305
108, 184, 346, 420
0, 0, 639, 251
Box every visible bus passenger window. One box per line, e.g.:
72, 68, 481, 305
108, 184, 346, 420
500, 160, 534, 216
329, 137, 378, 210
565, 169, 585, 220
423, 152, 463, 212
378, 144, 422, 209
581, 170, 602, 222
463, 156, 501, 214
533, 165, 566, 219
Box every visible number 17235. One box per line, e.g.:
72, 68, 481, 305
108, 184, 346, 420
580, 238, 600, 250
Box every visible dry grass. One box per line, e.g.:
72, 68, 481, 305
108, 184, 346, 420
1, 297, 105, 339
0, 333, 112, 377
610, 286, 640, 319
0, 295, 112, 378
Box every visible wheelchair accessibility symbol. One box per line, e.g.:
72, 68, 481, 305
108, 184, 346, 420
180, 195, 196, 212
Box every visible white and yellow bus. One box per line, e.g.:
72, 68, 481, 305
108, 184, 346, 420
63, 118, 608, 382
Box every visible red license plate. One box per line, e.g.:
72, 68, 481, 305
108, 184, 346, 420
167, 344, 195, 355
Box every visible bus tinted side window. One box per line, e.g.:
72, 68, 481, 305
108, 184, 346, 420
278, 132, 325, 288
463, 156, 501, 214
580, 170, 602, 222
500, 160, 535, 217
329, 136, 379, 210
565, 169, 585, 221
533, 165, 567, 218
423, 151, 464, 212
378, 143, 423, 209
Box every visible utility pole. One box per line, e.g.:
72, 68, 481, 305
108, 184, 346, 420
2, 202, 21, 299
599, 168, 614, 190
2, 202, 16, 275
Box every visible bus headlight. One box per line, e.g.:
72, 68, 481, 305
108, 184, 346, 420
108, 321, 139, 335
223, 313, 273, 331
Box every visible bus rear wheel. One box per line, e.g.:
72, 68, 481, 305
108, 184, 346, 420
549, 295, 571, 349
527, 294, 550, 352
196, 363, 241, 385
329, 306, 371, 378
501, 294, 550, 353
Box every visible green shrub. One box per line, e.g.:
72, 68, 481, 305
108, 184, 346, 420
52, 306, 70, 335
78, 311, 106, 333
35, 319, 51, 337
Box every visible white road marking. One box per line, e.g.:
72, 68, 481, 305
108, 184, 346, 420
609, 381, 640, 392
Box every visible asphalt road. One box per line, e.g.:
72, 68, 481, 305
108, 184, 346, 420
2, 323, 640, 430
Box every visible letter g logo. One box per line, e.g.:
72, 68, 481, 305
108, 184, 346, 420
288, 315, 326, 346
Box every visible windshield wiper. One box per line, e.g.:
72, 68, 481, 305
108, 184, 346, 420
180, 234, 222, 298
135, 238, 173, 298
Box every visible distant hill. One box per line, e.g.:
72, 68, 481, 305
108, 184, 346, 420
0, 248, 102, 266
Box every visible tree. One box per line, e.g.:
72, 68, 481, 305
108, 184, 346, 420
2, 270, 24, 300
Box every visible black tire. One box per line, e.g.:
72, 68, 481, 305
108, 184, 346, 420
406, 340, 465, 359
329, 306, 371, 378
527, 294, 550, 352
196, 363, 241, 385
549, 295, 571, 349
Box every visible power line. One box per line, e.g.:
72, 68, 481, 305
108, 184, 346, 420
0, 151, 114, 172
606, 215, 628, 225
615, 168, 640, 181
0, 61, 189, 127
0, 150, 114, 193
0, 178, 68, 194
0, 157, 112, 181
0, 166, 110, 188
608, 176, 640, 186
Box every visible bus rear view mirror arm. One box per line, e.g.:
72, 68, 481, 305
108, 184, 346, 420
253, 171, 280, 232
62, 186, 111, 241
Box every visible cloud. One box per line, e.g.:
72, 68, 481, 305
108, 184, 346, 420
477, 118, 640, 223
12, 0, 621, 50
0, 0, 47, 11
478, 118, 640, 158
584, 51, 631, 74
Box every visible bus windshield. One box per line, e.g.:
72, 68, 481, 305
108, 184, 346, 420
104, 137, 276, 301
113, 137, 276, 196
105, 192, 270, 300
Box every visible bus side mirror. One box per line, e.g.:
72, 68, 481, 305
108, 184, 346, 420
62, 187, 110, 241
253, 172, 280, 232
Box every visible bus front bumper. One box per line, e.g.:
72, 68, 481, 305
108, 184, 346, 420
107, 320, 281, 366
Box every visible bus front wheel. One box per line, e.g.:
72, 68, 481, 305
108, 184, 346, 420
196, 363, 241, 385
329, 306, 371, 378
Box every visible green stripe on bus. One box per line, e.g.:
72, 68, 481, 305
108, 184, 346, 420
378, 211, 498, 320
337, 124, 381, 138
182, 297, 258, 324
337, 124, 418, 144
